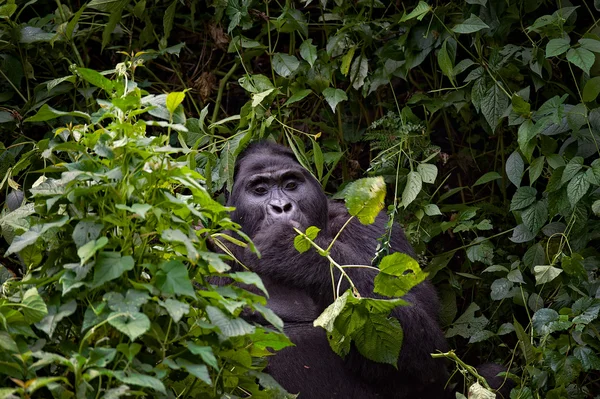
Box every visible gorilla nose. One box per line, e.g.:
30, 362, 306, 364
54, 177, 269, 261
268, 201, 294, 217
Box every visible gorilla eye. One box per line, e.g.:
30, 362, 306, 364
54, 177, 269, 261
254, 186, 268, 195
285, 181, 298, 190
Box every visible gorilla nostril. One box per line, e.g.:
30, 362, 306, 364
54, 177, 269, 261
283, 203, 292, 212
271, 204, 283, 214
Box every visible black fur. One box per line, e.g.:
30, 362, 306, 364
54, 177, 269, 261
223, 141, 508, 398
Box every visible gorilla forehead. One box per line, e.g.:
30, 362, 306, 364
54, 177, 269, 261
237, 154, 304, 181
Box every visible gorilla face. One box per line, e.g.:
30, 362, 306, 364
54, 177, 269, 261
228, 142, 329, 238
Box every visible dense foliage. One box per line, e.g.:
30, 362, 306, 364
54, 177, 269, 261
1, 0, 600, 397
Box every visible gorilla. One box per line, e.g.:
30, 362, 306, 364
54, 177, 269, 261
222, 141, 508, 398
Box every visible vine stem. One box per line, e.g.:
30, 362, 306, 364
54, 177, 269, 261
431, 350, 493, 391
210, 59, 240, 130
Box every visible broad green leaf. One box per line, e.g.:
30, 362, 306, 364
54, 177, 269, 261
78, 236, 108, 264
159, 299, 190, 323
300, 39, 317, 67
509, 224, 535, 243
534, 265, 563, 285
506, 151, 524, 187
452, 14, 489, 34
513, 319, 534, 365
283, 89, 312, 106
25, 104, 90, 123
473, 172, 501, 186
352, 314, 403, 366
322, 87, 348, 113
592, 200, 600, 216
417, 163, 437, 184
344, 176, 386, 224
562, 254, 587, 278
77, 67, 114, 92
579, 38, 600, 53
108, 311, 151, 341
112, 371, 166, 393
230, 271, 269, 296
166, 91, 185, 114
350, 56, 368, 90
341, 46, 356, 76
529, 156, 545, 184
294, 226, 321, 253
115, 203, 152, 219
401, 171, 422, 208
36, 300, 77, 337
251, 88, 275, 107
20, 288, 48, 323
446, 303, 488, 339
155, 260, 196, 298
312, 139, 324, 180
272, 53, 300, 78
93, 252, 135, 287
437, 40, 454, 83
238, 74, 274, 93
72, 220, 103, 248
511, 94, 531, 116
163, 0, 176, 40
424, 204, 442, 216
567, 171, 590, 206
517, 120, 536, 160
374, 253, 427, 298
510, 186, 537, 211
19, 26, 56, 43
490, 278, 513, 301
583, 76, 600, 102
161, 229, 199, 261
481, 83, 509, 131
521, 200, 548, 234
566, 47, 595, 75
532, 308, 559, 336
400, 1, 431, 22
206, 306, 255, 337
176, 358, 211, 385
187, 342, 219, 369
314, 291, 349, 332
546, 38, 570, 57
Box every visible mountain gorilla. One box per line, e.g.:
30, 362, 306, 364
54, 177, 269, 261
223, 141, 506, 398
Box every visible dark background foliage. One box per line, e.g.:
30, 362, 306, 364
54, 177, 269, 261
1, 0, 600, 397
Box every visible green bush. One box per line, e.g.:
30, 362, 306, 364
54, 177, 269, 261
2, 0, 600, 397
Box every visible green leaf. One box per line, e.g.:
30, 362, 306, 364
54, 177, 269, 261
163, 0, 177, 40
19, 26, 56, 43
251, 88, 275, 107
352, 314, 403, 366
566, 47, 595, 75
344, 177, 386, 224
93, 252, 135, 287
534, 265, 563, 285
112, 371, 166, 394
312, 139, 324, 180
583, 76, 600, 102
417, 163, 437, 184
206, 306, 255, 337
529, 156, 545, 184
36, 300, 77, 337
452, 14, 489, 34
517, 120, 537, 161
20, 288, 48, 323
186, 342, 219, 369
579, 38, 600, 53
166, 91, 185, 114
511, 94, 531, 116
176, 358, 212, 385
509, 224, 535, 243
473, 171, 502, 186
230, 272, 269, 296
161, 229, 199, 261
424, 204, 442, 216
567, 171, 590, 206
77, 67, 114, 92
314, 291, 349, 332
341, 46, 356, 76
350, 56, 368, 90
506, 151, 524, 187
78, 236, 109, 264
155, 260, 195, 298
400, 1, 431, 22
446, 303, 488, 339
108, 311, 151, 341
546, 38, 570, 57
510, 186, 537, 211
592, 200, 600, 216
481, 82, 509, 131
322, 87, 348, 113
159, 299, 190, 323
272, 53, 300, 78
437, 40, 454, 83
401, 171, 422, 208
374, 253, 427, 297
300, 39, 317, 67
283, 89, 312, 106
24, 104, 91, 123
521, 200, 548, 235
294, 226, 321, 253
